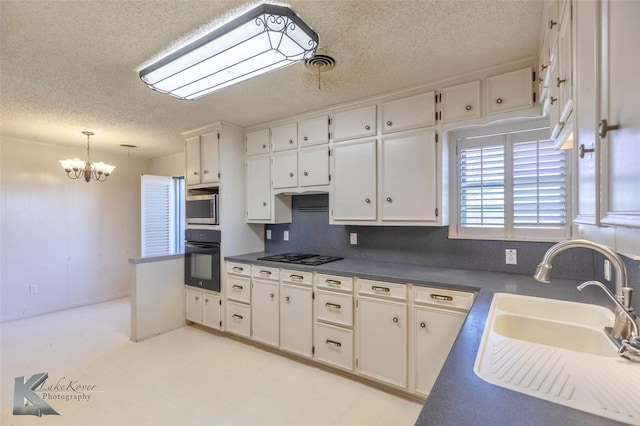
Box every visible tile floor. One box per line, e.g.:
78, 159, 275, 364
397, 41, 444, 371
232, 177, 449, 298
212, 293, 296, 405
1, 298, 422, 425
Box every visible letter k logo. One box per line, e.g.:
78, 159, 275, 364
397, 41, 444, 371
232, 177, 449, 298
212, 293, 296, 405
13, 373, 60, 416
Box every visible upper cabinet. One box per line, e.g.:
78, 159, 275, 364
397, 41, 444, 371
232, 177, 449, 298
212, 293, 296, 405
246, 128, 270, 156
381, 92, 436, 134
272, 122, 298, 151
440, 81, 481, 123
300, 115, 329, 147
185, 131, 219, 187
486, 68, 534, 115
332, 105, 377, 142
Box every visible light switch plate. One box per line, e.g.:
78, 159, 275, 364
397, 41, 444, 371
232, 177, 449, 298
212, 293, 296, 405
266, 230, 272, 240
505, 249, 517, 265
350, 233, 357, 245
283, 230, 289, 241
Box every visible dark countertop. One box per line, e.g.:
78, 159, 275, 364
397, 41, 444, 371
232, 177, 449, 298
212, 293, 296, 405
225, 252, 628, 426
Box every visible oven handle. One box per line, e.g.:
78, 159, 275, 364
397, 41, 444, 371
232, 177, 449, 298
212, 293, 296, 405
185, 242, 220, 249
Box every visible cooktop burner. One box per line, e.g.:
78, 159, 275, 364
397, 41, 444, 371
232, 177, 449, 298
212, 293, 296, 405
257, 253, 343, 266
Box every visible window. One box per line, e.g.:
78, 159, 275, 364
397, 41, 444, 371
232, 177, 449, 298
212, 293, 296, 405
451, 123, 569, 241
141, 175, 185, 256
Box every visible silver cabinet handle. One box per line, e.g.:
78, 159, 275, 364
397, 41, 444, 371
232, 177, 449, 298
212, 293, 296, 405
365, 125, 371, 130
386, 197, 393, 203
465, 105, 472, 111
205, 298, 209, 303
540, 64, 548, 71
549, 19, 557, 29
232, 284, 243, 290
325, 302, 341, 310
289, 172, 294, 177
598, 119, 621, 139
232, 314, 243, 320
579, 144, 595, 159
496, 98, 503, 104
285, 296, 290, 302
289, 139, 293, 144
232, 266, 244, 272
386, 121, 393, 126
550, 96, 557, 105
326, 339, 342, 347
430, 294, 453, 302
365, 198, 371, 203
262, 201, 267, 206
290, 274, 304, 281
420, 322, 426, 328
259, 270, 272, 276
303, 171, 308, 176
303, 136, 308, 141
269, 293, 274, 299
195, 296, 199, 301
203, 170, 209, 174
556, 77, 566, 87
193, 171, 199, 175
392, 317, 399, 323
261, 144, 266, 149
372, 285, 390, 293
326, 279, 341, 287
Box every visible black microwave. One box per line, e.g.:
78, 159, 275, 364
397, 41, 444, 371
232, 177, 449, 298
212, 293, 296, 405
186, 194, 218, 225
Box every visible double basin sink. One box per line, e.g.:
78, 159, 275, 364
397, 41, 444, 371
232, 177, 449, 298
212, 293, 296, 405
475, 293, 640, 424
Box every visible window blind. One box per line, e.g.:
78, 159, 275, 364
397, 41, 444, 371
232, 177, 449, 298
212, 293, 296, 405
141, 175, 175, 256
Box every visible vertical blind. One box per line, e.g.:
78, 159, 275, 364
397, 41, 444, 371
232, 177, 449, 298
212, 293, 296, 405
457, 128, 566, 238
141, 175, 175, 256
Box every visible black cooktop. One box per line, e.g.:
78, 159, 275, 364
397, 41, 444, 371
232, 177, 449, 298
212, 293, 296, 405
257, 253, 343, 266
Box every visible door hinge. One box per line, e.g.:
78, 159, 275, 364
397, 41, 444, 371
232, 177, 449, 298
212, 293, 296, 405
328, 117, 331, 126
312, 346, 315, 355
435, 207, 439, 217
219, 299, 222, 305
219, 320, 222, 327
328, 147, 331, 156
434, 93, 438, 103
312, 291, 315, 300
218, 172, 221, 178
532, 70, 536, 82
329, 173, 332, 182
435, 132, 439, 143
355, 358, 358, 368
217, 133, 220, 140
439, 93, 442, 103
435, 111, 438, 122
533, 92, 537, 104
329, 132, 332, 140
355, 299, 358, 308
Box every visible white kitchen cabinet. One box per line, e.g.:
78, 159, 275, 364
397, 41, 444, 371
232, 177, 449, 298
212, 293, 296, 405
246, 155, 271, 221
332, 105, 377, 142
314, 322, 354, 371
556, 0, 573, 124
331, 139, 377, 221
538, 27, 551, 107
300, 146, 329, 187
440, 82, 481, 123
486, 67, 533, 115
186, 288, 221, 330
357, 295, 407, 388
251, 278, 279, 348
272, 122, 298, 151
272, 151, 298, 189
300, 115, 329, 147
225, 273, 251, 304
280, 271, 313, 358
225, 300, 251, 338
185, 131, 219, 187
599, 0, 640, 228
381, 91, 436, 134
380, 129, 438, 222
186, 288, 203, 323
246, 128, 270, 156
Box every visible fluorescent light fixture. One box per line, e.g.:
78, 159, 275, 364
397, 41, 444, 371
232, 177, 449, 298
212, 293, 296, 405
139, 3, 318, 100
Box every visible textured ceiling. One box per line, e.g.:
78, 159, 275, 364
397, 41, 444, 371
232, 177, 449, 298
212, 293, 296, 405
0, 0, 543, 158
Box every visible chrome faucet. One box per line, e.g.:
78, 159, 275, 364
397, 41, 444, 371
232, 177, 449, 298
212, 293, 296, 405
534, 239, 639, 360
578, 281, 640, 362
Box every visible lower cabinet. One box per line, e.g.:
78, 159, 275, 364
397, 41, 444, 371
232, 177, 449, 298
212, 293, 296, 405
356, 281, 408, 388
280, 281, 313, 358
251, 279, 279, 348
225, 300, 251, 338
186, 287, 221, 330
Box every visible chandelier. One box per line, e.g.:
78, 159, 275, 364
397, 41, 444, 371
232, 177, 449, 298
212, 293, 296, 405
59, 131, 116, 182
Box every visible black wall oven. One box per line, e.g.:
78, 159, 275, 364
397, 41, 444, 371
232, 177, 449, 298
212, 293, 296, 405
185, 228, 221, 292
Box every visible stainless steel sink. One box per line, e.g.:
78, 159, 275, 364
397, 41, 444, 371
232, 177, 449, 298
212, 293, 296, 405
475, 293, 640, 424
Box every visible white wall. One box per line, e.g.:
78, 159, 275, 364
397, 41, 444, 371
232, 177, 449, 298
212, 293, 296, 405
152, 152, 184, 177
0, 137, 152, 321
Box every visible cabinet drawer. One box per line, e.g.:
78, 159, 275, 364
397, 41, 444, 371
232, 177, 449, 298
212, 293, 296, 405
226, 262, 250, 277
358, 279, 407, 300
413, 286, 474, 311
314, 322, 354, 371
251, 265, 280, 281
315, 290, 353, 327
315, 274, 354, 292
281, 269, 313, 286
226, 275, 251, 303
225, 300, 251, 338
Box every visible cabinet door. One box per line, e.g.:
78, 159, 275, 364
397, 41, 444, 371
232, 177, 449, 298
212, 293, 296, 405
380, 129, 437, 222
280, 284, 313, 358
600, 0, 640, 227
557, 2, 573, 124
272, 122, 298, 151
185, 289, 203, 323
300, 146, 329, 187
440, 81, 481, 123
538, 29, 551, 106
251, 280, 279, 347
332, 105, 376, 142
246, 128, 270, 155
381, 92, 436, 134
331, 139, 377, 221
200, 131, 219, 185
413, 306, 465, 397
548, 59, 563, 139
185, 136, 201, 186
486, 68, 533, 115
202, 293, 221, 330
357, 297, 407, 388
301, 115, 329, 146
272, 151, 298, 189
246, 155, 271, 221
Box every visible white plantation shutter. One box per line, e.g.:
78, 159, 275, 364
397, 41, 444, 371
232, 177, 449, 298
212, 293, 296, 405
141, 175, 175, 256
455, 126, 568, 240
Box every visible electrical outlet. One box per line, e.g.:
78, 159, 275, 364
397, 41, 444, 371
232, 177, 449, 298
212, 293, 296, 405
283, 230, 289, 241
29, 285, 38, 294
350, 233, 358, 245
505, 249, 517, 265
266, 229, 272, 240
604, 259, 611, 281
